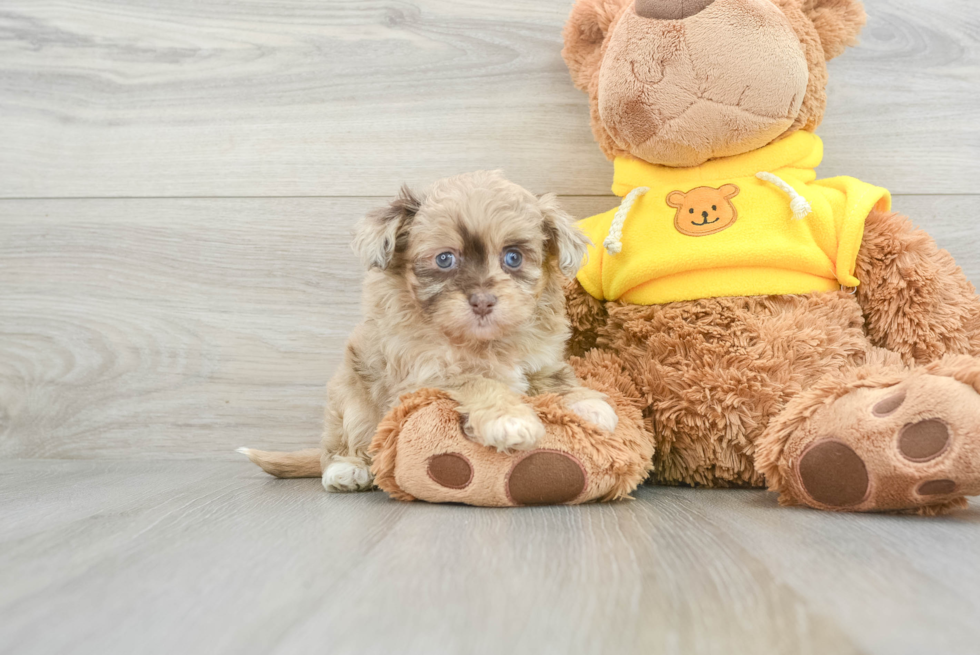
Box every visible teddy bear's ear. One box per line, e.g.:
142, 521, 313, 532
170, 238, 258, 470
720, 184, 741, 200
562, 0, 632, 91
802, 0, 867, 60
665, 191, 687, 208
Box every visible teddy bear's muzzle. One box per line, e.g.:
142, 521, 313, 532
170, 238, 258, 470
634, 0, 715, 20
597, 0, 810, 166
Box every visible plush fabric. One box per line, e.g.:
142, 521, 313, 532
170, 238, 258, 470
565, 206, 980, 513
576, 132, 891, 304
599, 1, 810, 166
562, 0, 868, 166
369, 375, 653, 506
563, 0, 845, 167
571, 285, 875, 488
854, 208, 980, 365
755, 355, 980, 514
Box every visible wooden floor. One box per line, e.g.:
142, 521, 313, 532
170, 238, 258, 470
2, 462, 980, 655
1, 1, 979, 653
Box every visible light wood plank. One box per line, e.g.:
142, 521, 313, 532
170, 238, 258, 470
685, 489, 980, 655
1, 461, 979, 655
1, 195, 977, 460
0, 0, 977, 199
0, 197, 365, 459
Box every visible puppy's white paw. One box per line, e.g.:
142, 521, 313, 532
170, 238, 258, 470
571, 398, 619, 433
471, 408, 546, 452
322, 461, 373, 493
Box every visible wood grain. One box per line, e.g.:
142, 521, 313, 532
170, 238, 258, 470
1, 195, 977, 460
1, 460, 978, 655
0, 0, 977, 199
0, 198, 363, 459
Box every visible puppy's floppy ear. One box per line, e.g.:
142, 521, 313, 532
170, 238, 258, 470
352, 185, 423, 270
538, 193, 590, 278
562, 0, 631, 91
802, 0, 867, 60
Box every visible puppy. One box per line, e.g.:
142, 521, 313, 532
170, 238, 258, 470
240, 171, 618, 492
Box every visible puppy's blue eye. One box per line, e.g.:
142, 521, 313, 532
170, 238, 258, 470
503, 249, 523, 269
435, 252, 456, 269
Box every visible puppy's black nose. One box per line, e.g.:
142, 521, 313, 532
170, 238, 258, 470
468, 293, 497, 317
702, 210, 709, 219
635, 0, 715, 20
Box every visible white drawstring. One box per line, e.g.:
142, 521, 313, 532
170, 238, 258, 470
756, 172, 812, 219
604, 186, 649, 255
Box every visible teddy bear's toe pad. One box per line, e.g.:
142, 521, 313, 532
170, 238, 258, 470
506, 451, 587, 506
898, 420, 950, 462
919, 479, 957, 496
427, 454, 474, 489
787, 374, 980, 512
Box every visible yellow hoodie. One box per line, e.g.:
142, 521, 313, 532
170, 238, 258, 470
576, 132, 891, 305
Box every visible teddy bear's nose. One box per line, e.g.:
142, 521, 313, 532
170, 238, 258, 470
634, 0, 715, 20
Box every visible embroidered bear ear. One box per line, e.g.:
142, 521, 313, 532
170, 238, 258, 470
665, 191, 687, 208
801, 0, 867, 61
719, 184, 741, 200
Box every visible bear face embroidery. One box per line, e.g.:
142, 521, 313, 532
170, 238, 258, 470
667, 184, 741, 237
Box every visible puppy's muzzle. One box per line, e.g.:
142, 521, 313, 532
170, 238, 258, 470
468, 293, 497, 318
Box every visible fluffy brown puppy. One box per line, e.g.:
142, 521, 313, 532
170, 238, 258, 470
240, 171, 618, 492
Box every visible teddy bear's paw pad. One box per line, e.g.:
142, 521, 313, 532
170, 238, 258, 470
427, 453, 474, 490
898, 420, 950, 462
505, 450, 587, 506
790, 374, 980, 512
798, 440, 869, 508
918, 479, 958, 496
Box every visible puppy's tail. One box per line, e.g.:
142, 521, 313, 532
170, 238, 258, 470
236, 447, 322, 478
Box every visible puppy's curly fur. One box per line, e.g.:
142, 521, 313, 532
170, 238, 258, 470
241, 171, 618, 491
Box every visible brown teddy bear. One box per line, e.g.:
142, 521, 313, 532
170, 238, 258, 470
561, 0, 980, 513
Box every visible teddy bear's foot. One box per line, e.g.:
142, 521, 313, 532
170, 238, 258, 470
758, 358, 980, 514
368, 388, 653, 506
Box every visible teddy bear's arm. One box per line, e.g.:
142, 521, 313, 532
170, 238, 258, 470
854, 208, 980, 365
563, 276, 609, 357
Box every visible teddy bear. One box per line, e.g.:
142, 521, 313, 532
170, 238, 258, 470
559, 0, 980, 513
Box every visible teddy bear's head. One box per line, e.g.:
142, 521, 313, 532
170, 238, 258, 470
562, 0, 866, 167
